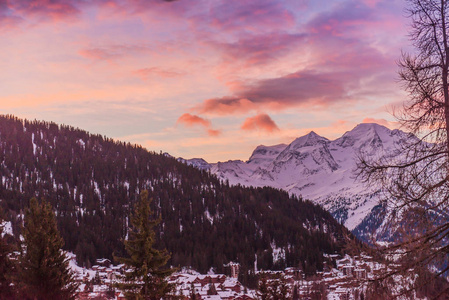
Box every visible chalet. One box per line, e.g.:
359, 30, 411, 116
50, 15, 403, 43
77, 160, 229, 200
354, 269, 367, 280
337, 257, 351, 268
96, 258, 111, 268
224, 262, 240, 279
284, 267, 302, 278
335, 287, 350, 300
342, 266, 354, 277
221, 280, 241, 293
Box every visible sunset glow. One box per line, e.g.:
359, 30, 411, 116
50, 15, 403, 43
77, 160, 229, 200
1, 0, 408, 162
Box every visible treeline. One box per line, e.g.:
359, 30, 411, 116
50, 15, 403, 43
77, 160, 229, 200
0, 115, 351, 274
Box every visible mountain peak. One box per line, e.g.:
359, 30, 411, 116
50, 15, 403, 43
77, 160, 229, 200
248, 144, 287, 165
352, 122, 390, 132
334, 123, 394, 149
289, 130, 328, 149
345, 123, 394, 139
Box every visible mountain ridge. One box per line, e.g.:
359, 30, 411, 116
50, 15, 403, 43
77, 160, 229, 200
183, 123, 412, 236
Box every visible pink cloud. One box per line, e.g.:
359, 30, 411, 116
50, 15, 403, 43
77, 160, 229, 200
134, 67, 185, 80
196, 97, 256, 115
241, 113, 279, 133
215, 33, 306, 67
0, 1, 21, 28
176, 113, 221, 137
1, 0, 183, 27
195, 70, 349, 115
188, 0, 402, 117
307, 0, 405, 42
78, 48, 120, 61
207, 129, 221, 137
11, 0, 80, 22
207, 0, 401, 73
177, 113, 211, 128
307, 1, 379, 37
238, 71, 347, 105
207, 0, 296, 33
98, 0, 192, 21
78, 44, 154, 61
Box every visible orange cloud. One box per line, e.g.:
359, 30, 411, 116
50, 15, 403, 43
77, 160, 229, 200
134, 67, 185, 80
207, 129, 222, 137
177, 113, 211, 127
12, 0, 80, 22
78, 44, 153, 62
78, 48, 120, 61
176, 113, 221, 137
196, 97, 256, 115
241, 113, 279, 133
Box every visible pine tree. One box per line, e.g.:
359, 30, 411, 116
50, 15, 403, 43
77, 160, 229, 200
0, 208, 15, 299
18, 198, 78, 300
207, 283, 217, 295
116, 190, 175, 299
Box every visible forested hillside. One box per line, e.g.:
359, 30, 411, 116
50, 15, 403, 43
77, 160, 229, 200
0, 115, 351, 275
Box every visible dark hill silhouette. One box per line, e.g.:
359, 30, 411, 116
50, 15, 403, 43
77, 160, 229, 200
0, 115, 352, 275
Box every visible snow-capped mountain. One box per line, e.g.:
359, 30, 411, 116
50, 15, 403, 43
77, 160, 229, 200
178, 157, 211, 171
185, 123, 412, 236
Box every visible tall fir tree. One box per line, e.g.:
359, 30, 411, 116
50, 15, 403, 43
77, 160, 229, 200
116, 190, 175, 299
18, 198, 78, 300
0, 208, 15, 299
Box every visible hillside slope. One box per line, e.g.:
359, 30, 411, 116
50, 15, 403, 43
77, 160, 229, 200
0, 115, 351, 274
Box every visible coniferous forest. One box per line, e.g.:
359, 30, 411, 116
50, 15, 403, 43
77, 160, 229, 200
0, 115, 351, 275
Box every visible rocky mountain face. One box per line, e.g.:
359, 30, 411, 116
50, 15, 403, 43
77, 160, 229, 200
185, 123, 413, 239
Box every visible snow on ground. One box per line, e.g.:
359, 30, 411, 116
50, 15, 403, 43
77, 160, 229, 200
1, 221, 12, 237
66, 252, 96, 279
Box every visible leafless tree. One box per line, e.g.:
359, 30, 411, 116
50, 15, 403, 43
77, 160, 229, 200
357, 0, 449, 297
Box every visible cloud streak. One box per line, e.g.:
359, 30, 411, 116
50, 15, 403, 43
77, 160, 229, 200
78, 48, 120, 61
11, 0, 80, 21
134, 67, 185, 80
214, 33, 306, 67
195, 70, 349, 115
207, 0, 296, 33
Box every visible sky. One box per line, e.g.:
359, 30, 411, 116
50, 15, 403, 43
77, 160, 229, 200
0, 0, 410, 162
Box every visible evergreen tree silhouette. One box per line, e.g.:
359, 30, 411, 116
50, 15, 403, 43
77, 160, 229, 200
18, 198, 78, 300
116, 190, 175, 299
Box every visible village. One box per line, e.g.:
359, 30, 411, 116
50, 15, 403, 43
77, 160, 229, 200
70, 252, 385, 300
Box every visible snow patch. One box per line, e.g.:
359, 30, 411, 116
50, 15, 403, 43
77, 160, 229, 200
1, 221, 12, 237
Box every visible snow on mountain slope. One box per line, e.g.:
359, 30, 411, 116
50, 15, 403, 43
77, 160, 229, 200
179, 158, 211, 171
247, 144, 288, 170
184, 123, 412, 233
